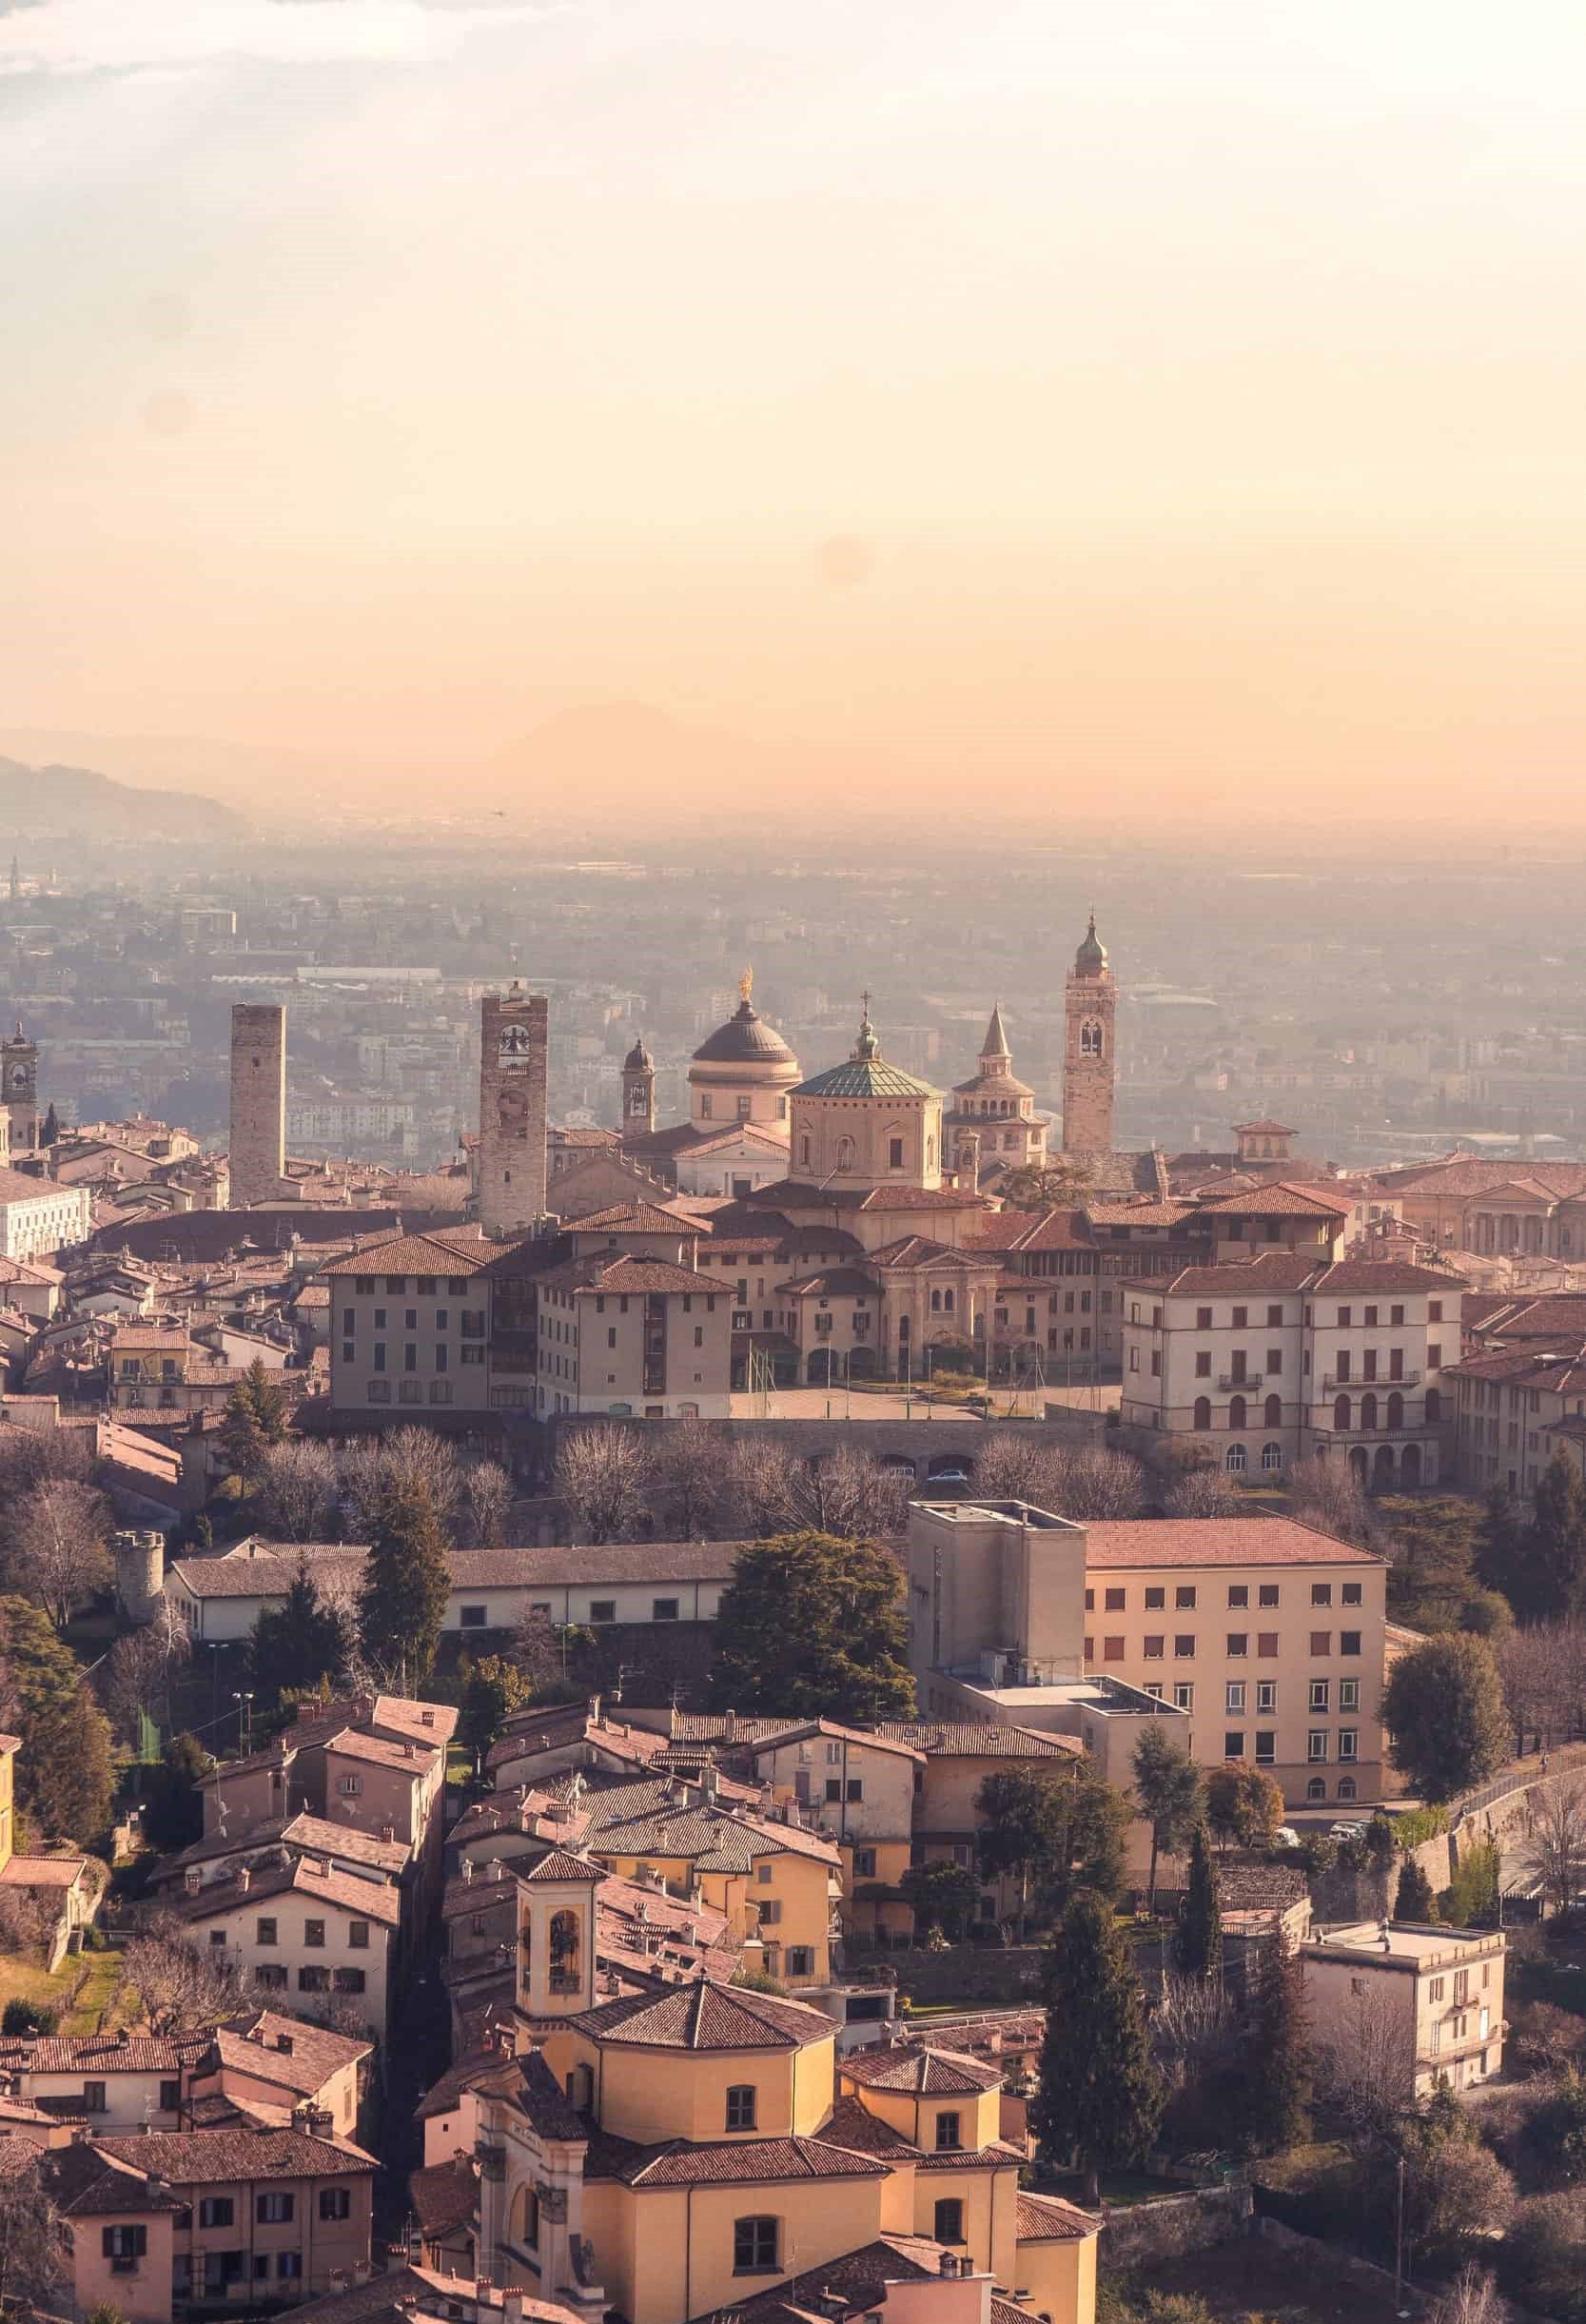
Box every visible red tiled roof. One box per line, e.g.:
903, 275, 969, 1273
170, 1857, 403, 1928
1015, 2192, 1095, 2242
538, 1254, 713, 1296
93, 2126, 377, 2185
838, 2042, 1001, 2095
569, 1980, 833, 2052
321, 1232, 493, 1278
1197, 1183, 1351, 1217
612, 2134, 889, 2189
572, 1203, 713, 1236
871, 1723, 1079, 1759
1084, 1517, 1382, 1570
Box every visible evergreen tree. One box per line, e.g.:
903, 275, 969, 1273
0, 1595, 115, 1841
1030, 1888, 1163, 2203
709, 1532, 914, 1723
458, 1653, 532, 1761
1174, 1823, 1222, 1979
218, 1359, 289, 1485
1526, 1452, 1586, 1622
1235, 1939, 1312, 2156
975, 1766, 1128, 1930
1381, 1632, 1509, 1803
247, 1561, 348, 1706
39, 1103, 58, 1149
1395, 1857, 1439, 1922
356, 1478, 451, 1687
1132, 1723, 1204, 1915
1474, 1484, 1526, 1605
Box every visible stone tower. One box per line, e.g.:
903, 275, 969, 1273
228, 1003, 287, 1207
620, 1034, 655, 1147
0, 1023, 37, 1154
1062, 914, 1115, 1155
479, 983, 548, 1238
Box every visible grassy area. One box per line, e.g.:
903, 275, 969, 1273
1106, 2240, 1404, 2324
1042, 2167, 1185, 2207
0, 1942, 127, 2035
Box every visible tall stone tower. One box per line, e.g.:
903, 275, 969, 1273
228, 1003, 287, 1207
620, 1034, 655, 1146
1, 1022, 39, 1154
479, 983, 548, 1238
1062, 914, 1116, 1155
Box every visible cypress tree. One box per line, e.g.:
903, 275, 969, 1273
1235, 1939, 1312, 2156
1029, 1888, 1164, 2204
356, 1478, 451, 1687
1394, 1857, 1439, 1922
1174, 1822, 1223, 1979
248, 1560, 349, 1706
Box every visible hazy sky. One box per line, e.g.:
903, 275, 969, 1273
4, 1, 1586, 819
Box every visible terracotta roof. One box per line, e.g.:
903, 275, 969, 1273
572, 1203, 713, 1236
1216, 1863, 1309, 1914
169, 1857, 403, 1928
23, 2032, 187, 2073
408, 2154, 478, 2237
321, 1232, 493, 1278
701, 2235, 956, 2324
520, 1847, 601, 1885
1085, 1516, 1382, 1570
1197, 1183, 1351, 1217
777, 1268, 878, 1298
1156, 1253, 1322, 1295
838, 2041, 1001, 2095
1015, 2191, 1097, 2241
204, 2014, 372, 2091
746, 1720, 925, 1765
537, 1254, 713, 1296
1467, 1295, 1586, 1341
171, 1548, 367, 1598
747, 1181, 979, 1214
91, 2126, 376, 2187
1373, 1157, 1586, 1200
871, 1723, 1080, 1759
1086, 1201, 1199, 1231
600, 2133, 888, 2189
568, 1980, 834, 2052
1311, 1259, 1459, 1292
821, 2093, 922, 2159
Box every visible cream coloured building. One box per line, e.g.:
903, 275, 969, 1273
789, 1006, 946, 1192
945, 1008, 1049, 1190
1302, 1920, 1506, 2095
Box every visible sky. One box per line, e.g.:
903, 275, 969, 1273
3, 0, 1586, 825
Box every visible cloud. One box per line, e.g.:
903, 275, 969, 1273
0, 0, 557, 73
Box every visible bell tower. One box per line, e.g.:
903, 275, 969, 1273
621, 1035, 655, 1147
1, 1023, 39, 1155
516, 1848, 601, 2027
1063, 914, 1116, 1155
479, 982, 549, 1238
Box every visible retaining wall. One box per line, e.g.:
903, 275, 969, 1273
1099, 2184, 1250, 2269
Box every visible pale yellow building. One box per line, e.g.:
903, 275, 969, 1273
1302, 1920, 1506, 2096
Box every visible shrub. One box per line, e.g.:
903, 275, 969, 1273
1391, 1804, 1451, 1851
1, 1998, 58, 2035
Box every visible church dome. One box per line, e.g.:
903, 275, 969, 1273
1074, 914, 1108, 976
623, 1035, 654, 1072
693, 999, 795, 1067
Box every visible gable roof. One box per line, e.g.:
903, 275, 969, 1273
838, 2041, 1001, 2095
568, 1980, 834, 2052
1084, 1516, 1381, 1570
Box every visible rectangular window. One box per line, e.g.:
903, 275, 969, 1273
1145, 1586, 1165, 1610
1232, 1307, 1247, 1329
1226, 1632, 1248, 1657
279, 2254, 303, 2281
1227, 1585, 1249, 1608
257, 2194, 294, 2225
653, 1598, 679, 1622
1195, 1350, 1211, 1378
1103, 1635, 1125, 1662
1176, 1585, 1198, 1609
1310, 1631, 1331, 1656
348, 1920, 370, 1950
460, 1605, 487, 1629
1105, 1587, 1126, 1611
589, 1601, 616, 1624
103, 2226, 148, 2263
889, 1138, 904, 1169
1339, 1679, 1360, 1712
1339, 1730, 1359, 1762
726, 2085, 756, 2131
1309, 1680, 1330, 1713
199, 2198, 235, 2230
299, 1966, 330, 1993
256, 1917, 277, 1946
1174, 1635, 1195, 1659
1311, 1583, 1333, 1606
334, 1967, 366, 1994
1341, 1630, 1361, 1656
855, 1848, 876, 1879
1224, 1732, 1244, 1760
847, 1778, 863, 1802
319, 2189, 351, 2222
1341, 1582, 1362, 1605
1259, 1584, 1280, 1607
1197, 1308, 1213, 1329
1256, 1681, 1277, 1713
825, 1779, 842, 1803
1172, 1683, 1194, 1711
1255, 1731, 1276, 1765
734, 2218, 779, 2274
1257, 1632, 1279, 1658
1225, 1683, 1245, 1713
1143, 1634, 1165, 1659
1307, 1731, 1328, 1762
934, 2111, 962, 2152
83, 2080, 107, 2114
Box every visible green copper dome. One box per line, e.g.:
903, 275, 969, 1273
793, 1006, 940, 1100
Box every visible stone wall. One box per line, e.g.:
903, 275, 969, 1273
1098, 2184, 1250, 2270
544, 1408, 1105, 1482
866, 1945, 1047, 2005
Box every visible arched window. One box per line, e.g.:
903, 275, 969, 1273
548, 1908, 581, 1997
1337, 1777, 1357, 1801
933, 2199, 964, 2245
1081, 1020, 1104, 1058
725, 2085, 756, 2132
1306, 1778, 1326, 1802
1387, 1391, 1404, 1430
1263, 1393, 1283, 1428
1192, 1397, 1211, 1432
898, 1317, 910, 1344
835, 1134, 855, 1173
1425, 1387, 1441, 1422
515, 2186, 539, 2250
944, 1289, 955, 1311
930, 1290, 942, 1312
1361, 1391, 1379, 1431
1334, 1394, 1351, 1432
1226, 1444, 1247, 1473
734, 2218, 780, 2275
1228, 1395, 1247, 1431
1262, 1443, 1283, 1472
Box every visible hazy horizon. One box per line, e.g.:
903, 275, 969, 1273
6, 3, 1586, 829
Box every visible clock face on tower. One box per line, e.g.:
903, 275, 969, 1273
499, 1024, 533, 1061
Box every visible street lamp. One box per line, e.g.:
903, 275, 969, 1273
230, 1691, 255, 1756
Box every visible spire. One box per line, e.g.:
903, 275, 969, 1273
980, 1004, 1011, 1065
854, 993, 879, 1062
1074, 913, 1108, 977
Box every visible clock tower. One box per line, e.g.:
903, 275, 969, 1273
1, 1023, 38, 1155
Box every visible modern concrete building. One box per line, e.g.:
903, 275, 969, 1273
1302, 1919, 1506, 2096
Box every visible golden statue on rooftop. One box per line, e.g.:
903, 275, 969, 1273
739, 965, 754, 1004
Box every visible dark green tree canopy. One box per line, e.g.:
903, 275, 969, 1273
248, 1561, 348, 1707
356, 1478, 451, 1688
0, 1595, 115, 1842
1030, 1887, 1163, 2203
1132, 1723, 1204, 1912
709, 1532, 914, 1723
1174, 1823, 1222, 1979
974, 1765, 1127, 1926
219, 1359, 290, 1485
1381, 1631, 1509, 1803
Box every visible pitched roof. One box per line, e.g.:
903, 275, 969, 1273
538, 1253, 712, 1296
204, 2014, 373, 2091
838, 2041, 1001, 2095
22, 2031, 188, 2073
168, 1857, 403, 1928
871, 1722, 1080, 1759
568, 1980, 834, 2052
92, 2126, 377, 2186
596, 2133, 888, 2189
520, 1847, 602, 1885
408, 2154, 479, 2237
1014, 2192, 1096, 2242
1084, 1516, 1382, 1570
321, 1231, 494, 1278
746, 1720, 925, 1764
572, 1203, 713, 1236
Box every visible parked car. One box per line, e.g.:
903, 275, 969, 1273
1329, 1819, 1367, 1841
1274, 1825, 1302, 1849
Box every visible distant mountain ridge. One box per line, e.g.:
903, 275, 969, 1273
0, 758, 244, 840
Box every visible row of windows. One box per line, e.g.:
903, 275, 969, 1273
228, 1916, 371, 1948
1136, 1298, 1443, 1330
1087, 1630, 1362, 1663
1140, 1676, 1360, 1712
249, 1963, 366, 1995
1215, 1729, 1360, 1763
1087, 1581, 1361, 1611
162, 2188, 353, 2232
351, 1275, 472, 1296
366, 1380, 454, 1405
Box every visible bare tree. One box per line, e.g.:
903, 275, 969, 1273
552, 1425, 650, 1545
1288, 1454, 1381, 1548
1312, 1979, 1417, 2138
0, 1881, 49, 1958
785, 1445, 911, 1538
461, 1459, 515, 1548
1151, 1968, 1238, 2096
1522, 1774, 1586, 1919
2, 1476, 113, 1628
1165, 1467, 1246, 1520
0, 2163, 65, 2317
509, 1603, 566, 1692
972, 1433, 1067, 1504
649, 1418, 730, 1539
122, 1912, 253, 2036
100, 1597, 193, 1743
724, 1438, 800, 1537
1423, 2268, 1503, 2324
1048, 1446, 1147, 1519
256, 1439, 341, 1543
0, 1423, 92, 1496
341, 1426, 461, 1541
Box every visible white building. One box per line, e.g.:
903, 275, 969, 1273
0, 1166, 92, 1262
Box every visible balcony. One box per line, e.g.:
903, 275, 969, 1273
1323, 1370, 1419, 1391
1218, 1373, 1263, 1391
